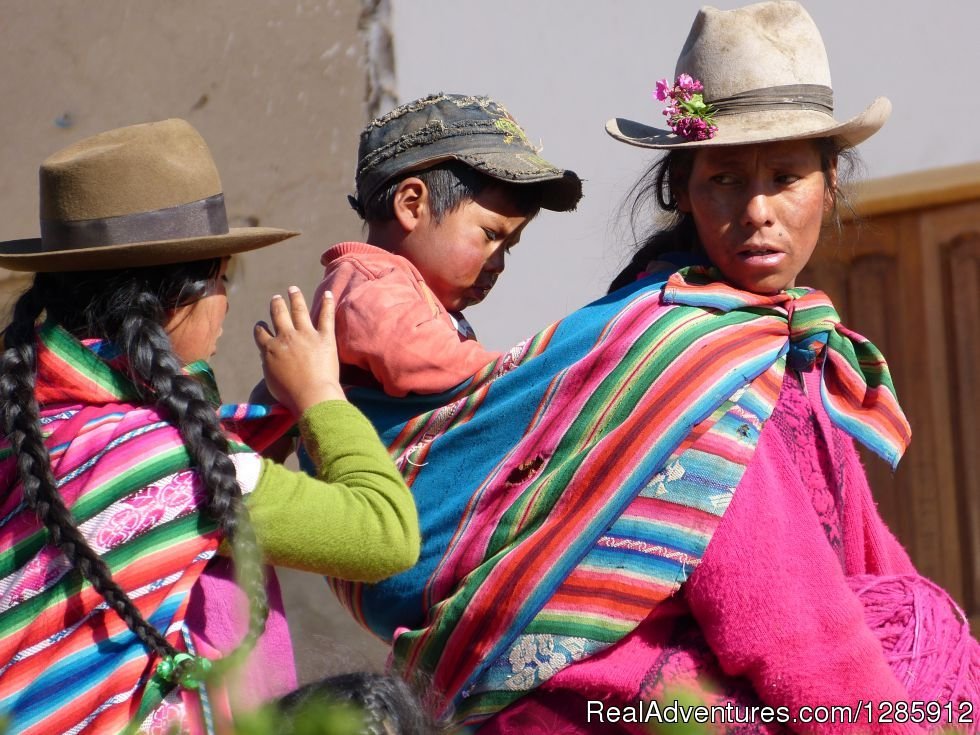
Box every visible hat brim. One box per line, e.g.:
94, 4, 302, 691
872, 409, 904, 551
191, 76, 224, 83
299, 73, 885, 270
0, 227, 299, 273
606, 96, 891, 150
453, 152, 583, 212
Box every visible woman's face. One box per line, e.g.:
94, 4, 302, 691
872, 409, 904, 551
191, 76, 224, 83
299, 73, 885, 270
165, 259, 230, 364
677, 140, 835, 293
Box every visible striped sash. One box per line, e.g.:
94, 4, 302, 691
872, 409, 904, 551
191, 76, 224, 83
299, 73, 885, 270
330, 267, 910, 725
0, 323, 292, 734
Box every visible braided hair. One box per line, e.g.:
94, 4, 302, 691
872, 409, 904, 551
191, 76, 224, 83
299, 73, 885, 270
277, 672, 437, 735
0, 258, 268, 680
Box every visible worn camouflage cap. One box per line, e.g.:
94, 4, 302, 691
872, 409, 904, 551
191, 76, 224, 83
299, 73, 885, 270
352, 93, 583, 212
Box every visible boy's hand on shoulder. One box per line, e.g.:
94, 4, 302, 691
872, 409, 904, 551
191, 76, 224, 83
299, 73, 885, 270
253, 288, 346, 416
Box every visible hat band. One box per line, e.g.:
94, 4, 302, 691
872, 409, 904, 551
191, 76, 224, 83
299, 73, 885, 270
40, 193, 229, 251
710, 84, 834, 117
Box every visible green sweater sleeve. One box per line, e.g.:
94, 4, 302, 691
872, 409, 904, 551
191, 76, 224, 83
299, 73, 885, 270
246, 400, 420, 583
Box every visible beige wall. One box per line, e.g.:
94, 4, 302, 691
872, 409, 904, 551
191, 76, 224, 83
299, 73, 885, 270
0, 0, 391, 682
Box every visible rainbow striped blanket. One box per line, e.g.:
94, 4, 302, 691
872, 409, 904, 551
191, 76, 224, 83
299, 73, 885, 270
330, 268, 910, 726
0, 323, 292, 735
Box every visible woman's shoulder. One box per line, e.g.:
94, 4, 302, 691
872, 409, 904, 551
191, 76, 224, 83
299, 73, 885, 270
40, 399, 176, 436
36, 401, 193, 481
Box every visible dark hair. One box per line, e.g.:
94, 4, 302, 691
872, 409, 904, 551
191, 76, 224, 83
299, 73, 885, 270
0, 257, 268, 682
355, 160, 542, 224
277, 672, 438, 735
607, 137, 858, 293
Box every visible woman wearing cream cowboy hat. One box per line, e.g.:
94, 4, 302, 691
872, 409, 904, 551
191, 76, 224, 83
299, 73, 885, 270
318, 2, 976, 734
535, 1, 975, 732
0, 119, 421, 734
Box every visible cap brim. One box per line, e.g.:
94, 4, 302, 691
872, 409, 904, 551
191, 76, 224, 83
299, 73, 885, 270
606, 96, 891, 150
0, 227, 299, 273
459, 156, 582, 212
457, 152, 584, 212
369, 148, 584, 212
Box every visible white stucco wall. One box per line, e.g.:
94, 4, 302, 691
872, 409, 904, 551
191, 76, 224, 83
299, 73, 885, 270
391, 0, 980, 349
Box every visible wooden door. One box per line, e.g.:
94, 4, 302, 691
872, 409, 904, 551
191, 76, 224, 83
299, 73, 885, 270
801, 164, 980, 630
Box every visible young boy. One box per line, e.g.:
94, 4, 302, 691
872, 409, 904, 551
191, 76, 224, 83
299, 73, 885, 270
312, 92, 582, 397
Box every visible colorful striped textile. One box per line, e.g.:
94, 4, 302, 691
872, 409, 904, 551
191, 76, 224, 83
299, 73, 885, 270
0, 323, 292, 735
329, 267, 911, 727
663, 268, 911, 469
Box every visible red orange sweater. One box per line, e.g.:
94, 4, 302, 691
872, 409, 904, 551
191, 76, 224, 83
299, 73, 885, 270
313, 242, 499, 396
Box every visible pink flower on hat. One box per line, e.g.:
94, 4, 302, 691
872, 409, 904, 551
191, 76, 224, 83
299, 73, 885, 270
654, 75, 718, 141
675, 73, 704, 97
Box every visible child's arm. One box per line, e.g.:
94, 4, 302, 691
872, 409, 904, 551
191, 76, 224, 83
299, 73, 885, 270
245, 399, 420, 582
317, 254, 501, 397
247, 286, 419, 582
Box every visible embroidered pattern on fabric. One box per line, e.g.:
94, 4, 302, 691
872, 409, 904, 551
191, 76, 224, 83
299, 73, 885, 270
771, 376, 845, 562
0, 471, 208, 610
143, 688, 190, 735
94, 470, 199, 549
645, 459, 686, 496
399, 403, 464, 470
500, 635, 592, 693
39, 409, 79, 425
0, 551, 73, 608
596, 537, 699, 566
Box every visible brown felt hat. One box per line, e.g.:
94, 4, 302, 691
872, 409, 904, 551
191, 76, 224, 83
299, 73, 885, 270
606, 1, 890, 149
0, 118, 298, 272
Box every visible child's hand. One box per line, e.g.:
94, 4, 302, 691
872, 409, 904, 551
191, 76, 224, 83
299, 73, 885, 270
253, 287, 346, 416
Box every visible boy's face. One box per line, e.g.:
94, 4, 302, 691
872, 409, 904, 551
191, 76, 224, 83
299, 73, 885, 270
396, 185, 530, 311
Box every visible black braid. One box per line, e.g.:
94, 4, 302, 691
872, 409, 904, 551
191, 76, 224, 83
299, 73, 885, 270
278, 672, 437, 735
608, 149, 698, 294
0, 286, 180, 661
0, 259, 269, 680
114, 291, 270, 664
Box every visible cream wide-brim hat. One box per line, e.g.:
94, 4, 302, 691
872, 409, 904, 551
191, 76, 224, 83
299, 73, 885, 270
0, 119, 298, 273
606, 0, 891, 149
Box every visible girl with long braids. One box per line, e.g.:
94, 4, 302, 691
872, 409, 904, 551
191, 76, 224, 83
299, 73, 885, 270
0, 119, 420, 734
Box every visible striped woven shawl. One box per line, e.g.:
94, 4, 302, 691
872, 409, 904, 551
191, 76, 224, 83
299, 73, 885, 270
330, 268, 910, 726
0, 323, 291, 735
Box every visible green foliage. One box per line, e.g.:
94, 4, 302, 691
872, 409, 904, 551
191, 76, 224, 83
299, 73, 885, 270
233, 697, 369, 735
647, 688, 714, 735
